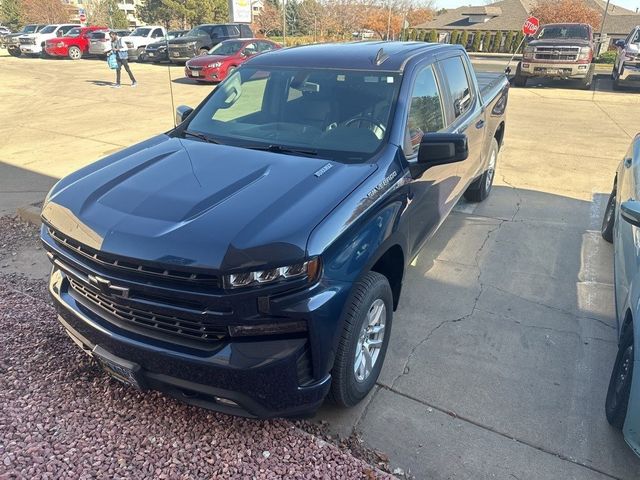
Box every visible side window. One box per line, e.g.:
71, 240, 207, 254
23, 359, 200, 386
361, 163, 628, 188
243, 42, 257, 55
210, 26, 225, 38
152, 28, 163, 38
211, 72, 268, 122
403, 65, 444, 159
240, 25, 252, 37
259, 41, 274, 52
440, 56, 473, 119
226, 25, 240, 37
63, 25, 76, 34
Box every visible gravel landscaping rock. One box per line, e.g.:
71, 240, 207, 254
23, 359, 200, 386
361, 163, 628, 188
0, 216, 394, 479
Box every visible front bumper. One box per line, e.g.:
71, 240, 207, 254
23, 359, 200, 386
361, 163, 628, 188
47, 260, 348, 417
618, 63, 640, 83
145, 49, 167, 61
520, 61, 590, 79
20, 44, 42, 54
185, 66, 219, 82
45, 45, 67, 56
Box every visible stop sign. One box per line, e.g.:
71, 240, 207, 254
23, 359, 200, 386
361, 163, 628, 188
79, 13, 86, 22
522, 16, 539, 36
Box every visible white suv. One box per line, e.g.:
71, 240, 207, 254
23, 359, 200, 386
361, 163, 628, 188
19, 24, 79, 55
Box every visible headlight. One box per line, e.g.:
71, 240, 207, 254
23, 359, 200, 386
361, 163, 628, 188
224, 258, 321, 289
578, 46, 592, 61
523, 45, 534, 59
207, 61, 222, 68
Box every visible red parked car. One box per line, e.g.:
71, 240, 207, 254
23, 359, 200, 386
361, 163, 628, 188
45, 26, 107, 60
184, 38, 280, 83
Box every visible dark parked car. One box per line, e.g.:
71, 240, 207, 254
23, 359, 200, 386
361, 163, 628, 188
41, 42, 509, 418
601, 134, 640, 458
144, 30, 189, 63
5, 24, 47, 56
167, 23, 253, 62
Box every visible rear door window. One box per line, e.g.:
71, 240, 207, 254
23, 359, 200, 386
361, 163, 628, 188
225, 25, 240, 37
152, 28, 163, 38
439, 56, 473, 120
210, 26, 225, 38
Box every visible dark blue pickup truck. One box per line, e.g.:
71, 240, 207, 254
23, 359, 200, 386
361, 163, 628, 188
41, 42, 509, 417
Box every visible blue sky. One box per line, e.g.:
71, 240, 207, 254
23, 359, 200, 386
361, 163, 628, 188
435, 0, 639, 11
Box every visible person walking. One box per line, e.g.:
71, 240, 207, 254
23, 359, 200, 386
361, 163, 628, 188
108, 30, 137, 88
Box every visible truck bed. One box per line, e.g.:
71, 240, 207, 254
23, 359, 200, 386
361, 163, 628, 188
476, 71, 508, 105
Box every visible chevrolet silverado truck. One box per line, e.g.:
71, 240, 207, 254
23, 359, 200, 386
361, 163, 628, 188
514, 23, 595, 89
5, 24, 46, 56
20, 23, 80, 56
167, 23, 253, 63
41, 42, 509, 418
612, 25, 640, 89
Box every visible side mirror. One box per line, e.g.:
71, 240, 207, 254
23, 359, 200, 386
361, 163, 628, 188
175, 105, 193, 124
417, 133, 469, 167
621, 200, 640, 227
615, 39, 626, 48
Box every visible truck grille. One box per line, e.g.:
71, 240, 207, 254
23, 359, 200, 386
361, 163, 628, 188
534, 46, 579, 62
169, 46, 195, 57
48, 227, 220, 287
20, 37, 36, 45
68, 277, 229, 342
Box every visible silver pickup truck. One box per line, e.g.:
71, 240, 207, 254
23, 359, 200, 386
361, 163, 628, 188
612, 25, 640, 89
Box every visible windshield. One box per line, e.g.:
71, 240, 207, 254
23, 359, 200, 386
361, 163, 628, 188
130, 27, 151, 37
186, 67, 400, 162
66, 27, 81, 37
40, 25, 57, 34
209, 40, 244, 56
537, 25, 590, 40
186, 27, 209, 37
23, 25, 38, 33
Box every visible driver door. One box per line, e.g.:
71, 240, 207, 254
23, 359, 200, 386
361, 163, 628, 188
402, 63, 458, 257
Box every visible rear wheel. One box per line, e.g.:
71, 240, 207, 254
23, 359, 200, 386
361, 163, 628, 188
68, 45, 82, 60
136, 47, 145, 62
606, 328, 634, 429
8, 48, 21, 57
601, 186, 616, 243
199, 47, 208, 56
513, 62, 527, 87
464, 137, 499, 203
329, 271, 393, 407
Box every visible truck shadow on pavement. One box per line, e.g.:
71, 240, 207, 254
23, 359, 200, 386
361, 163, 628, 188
318, 185, 640, 480
519, 73, 639, 94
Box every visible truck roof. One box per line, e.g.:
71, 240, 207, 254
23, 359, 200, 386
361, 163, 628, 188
249, 41, 459, 72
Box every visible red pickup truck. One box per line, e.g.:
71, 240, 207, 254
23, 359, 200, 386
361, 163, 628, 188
45, 26, 106, 60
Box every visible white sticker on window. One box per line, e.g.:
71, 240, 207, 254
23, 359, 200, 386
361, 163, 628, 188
337, 75, 345, 81
387, 77, 394, 83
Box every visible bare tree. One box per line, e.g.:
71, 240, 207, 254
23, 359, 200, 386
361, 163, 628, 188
21, 0, 73, 23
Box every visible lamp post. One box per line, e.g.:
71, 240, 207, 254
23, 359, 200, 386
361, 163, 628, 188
598, 0, 611, 53
282, 0, 286, 46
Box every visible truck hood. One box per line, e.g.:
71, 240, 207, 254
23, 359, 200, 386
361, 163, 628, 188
168, 36, 205, 46
42, 136, 376, 271
528, 38, 591, 47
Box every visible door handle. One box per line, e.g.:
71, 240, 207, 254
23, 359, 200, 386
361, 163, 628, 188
475, 120, 485, 129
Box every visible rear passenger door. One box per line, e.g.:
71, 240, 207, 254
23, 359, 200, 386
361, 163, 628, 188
438, 54, 485, 197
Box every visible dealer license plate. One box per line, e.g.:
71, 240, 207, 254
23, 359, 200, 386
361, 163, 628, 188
148, 52, 154, 57
93, 345, 145, 390
191, 71, 199, 77
545, 69, 558, 75
172, 51, 180, 57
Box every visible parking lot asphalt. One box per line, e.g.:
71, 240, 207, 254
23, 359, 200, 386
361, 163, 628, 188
2, 50, 640, 479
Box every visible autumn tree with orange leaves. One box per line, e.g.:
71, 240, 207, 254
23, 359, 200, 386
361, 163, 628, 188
363, 6, 403, 39
21, 0, 73, 24
531, 0, 602, 30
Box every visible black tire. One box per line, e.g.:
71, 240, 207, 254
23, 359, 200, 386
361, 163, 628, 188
199, 48, 208, 56
602, 187, 616, 243
464, 137, 499, 203
513, 62, 527, 87
8, 48, 21, 57
580, 64, 595, 90
329, 271, 393, 407
606, 328, 634, 429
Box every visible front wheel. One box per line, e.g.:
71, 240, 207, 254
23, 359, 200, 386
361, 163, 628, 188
8, 48, 21, 57
601, 187, 616, 243
68, 45, 82, 60
606, 329, 634, 429
464, 137, 499, 203
329, 271, 393, 407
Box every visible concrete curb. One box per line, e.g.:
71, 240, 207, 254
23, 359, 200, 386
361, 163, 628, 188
16, 203, 42, 227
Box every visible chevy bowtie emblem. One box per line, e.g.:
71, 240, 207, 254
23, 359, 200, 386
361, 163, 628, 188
88, 274, 129, 298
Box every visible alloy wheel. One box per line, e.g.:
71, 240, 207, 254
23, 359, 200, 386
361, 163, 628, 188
353, 298, 386, 383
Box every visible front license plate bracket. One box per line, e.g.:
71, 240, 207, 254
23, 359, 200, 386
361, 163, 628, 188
92, 345, 146, 390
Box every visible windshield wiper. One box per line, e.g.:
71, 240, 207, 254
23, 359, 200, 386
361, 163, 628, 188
182, 130, 221, 144
243, 144, 318, 157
